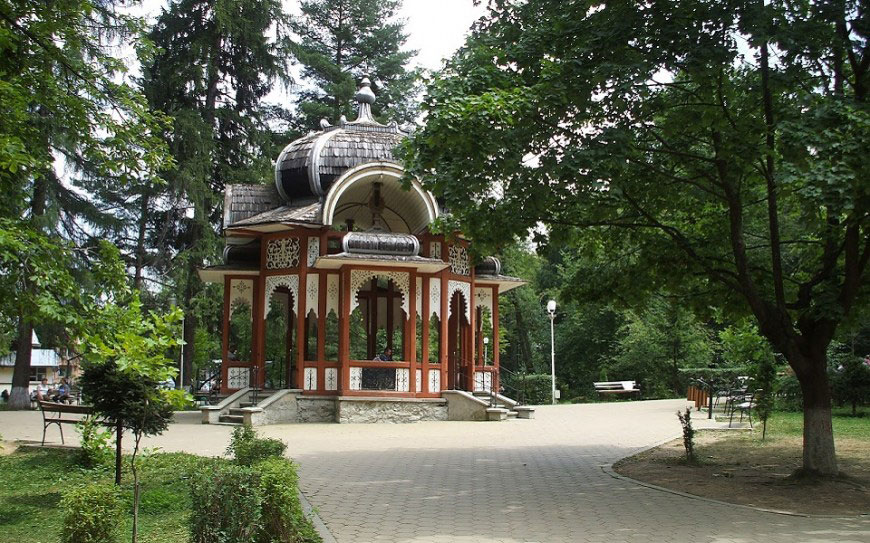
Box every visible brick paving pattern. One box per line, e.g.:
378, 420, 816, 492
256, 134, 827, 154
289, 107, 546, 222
2, 400, 867, 542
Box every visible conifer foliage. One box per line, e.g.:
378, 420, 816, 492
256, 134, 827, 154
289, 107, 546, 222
291, 0, 419, 129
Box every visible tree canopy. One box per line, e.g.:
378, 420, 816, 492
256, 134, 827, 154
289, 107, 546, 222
403, 0, 869, 475
291, 0, 419, 129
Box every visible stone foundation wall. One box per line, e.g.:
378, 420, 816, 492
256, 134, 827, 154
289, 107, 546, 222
297, 397, 337, 423
337, 398, 448, 423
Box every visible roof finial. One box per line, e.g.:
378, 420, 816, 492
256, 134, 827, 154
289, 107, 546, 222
353, 76, 376, 123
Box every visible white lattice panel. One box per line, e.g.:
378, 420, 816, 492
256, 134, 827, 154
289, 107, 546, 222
447, 280, 472, 321
228, 279, 254, 317
349, 270, 410, 315
474, 371, 493, 392
429, 279, 441, 319
307, 237, 320, 267
448, 245, 469, 275
350, 367, 362, 390
325, 368, 338, 391
264, 274, 299, 318
306, 275, 319, 317
416, 369, 422, 392
227, 367, 249, 389
304, 367, 317, 391
395, 368, 410, 392
266, 237, 300, 269
429, 369, 441, 392
326, 274, 339, 316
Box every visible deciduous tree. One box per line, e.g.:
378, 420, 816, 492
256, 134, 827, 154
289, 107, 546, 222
403, 0, 869, 475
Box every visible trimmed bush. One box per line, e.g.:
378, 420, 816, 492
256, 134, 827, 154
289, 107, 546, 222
189, 458, 322, 543
190, 463, 262, 543
60, 483, 123, 543
256, 458, 321, 543
503, 373, 554, 404
227, 425, 287, 466
76, 417, 114, 469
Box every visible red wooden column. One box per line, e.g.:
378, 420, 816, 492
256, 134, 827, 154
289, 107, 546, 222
338, 266, 351, 393
407, 270, 417, 394
296, 237, 308, 391
420, 276, 430, 393
220, 276, 231, 394
440, 271, 448, 389
253, 277, 266, 388
492, 285, 500, 394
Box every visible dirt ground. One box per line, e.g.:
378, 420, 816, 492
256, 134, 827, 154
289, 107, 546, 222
614, 430, 870, 516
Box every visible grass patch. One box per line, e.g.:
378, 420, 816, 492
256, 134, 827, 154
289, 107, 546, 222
0, 447, 218, 543
759, 408, 870, 440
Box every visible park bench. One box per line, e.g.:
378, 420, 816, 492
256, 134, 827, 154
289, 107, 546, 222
38, 400, 95, 445
593, 381, 641, 397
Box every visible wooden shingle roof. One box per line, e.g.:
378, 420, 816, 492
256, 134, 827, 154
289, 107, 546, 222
223, 184, 282, 228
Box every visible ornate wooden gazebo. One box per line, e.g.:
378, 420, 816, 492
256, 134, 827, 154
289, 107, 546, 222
199, 79, 524, 408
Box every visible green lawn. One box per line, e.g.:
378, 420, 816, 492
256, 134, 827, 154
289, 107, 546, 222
0, 447, 215, 543
759, 408, 870, 440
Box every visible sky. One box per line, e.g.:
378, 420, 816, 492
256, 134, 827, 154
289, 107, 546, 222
398, 0, 487, 71
137, 0, 488, 72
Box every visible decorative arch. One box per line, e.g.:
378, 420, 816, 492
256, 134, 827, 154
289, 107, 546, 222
349, 270, 410, 316
474, 287, 494, 330
447, 280, 471, 322
229, 279, 254, 317
321, 162, 439, 233
264, 274, 299, 318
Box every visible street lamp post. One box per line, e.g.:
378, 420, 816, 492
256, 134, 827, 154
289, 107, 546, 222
547, 299, 557, 405
170, 296, 184, 391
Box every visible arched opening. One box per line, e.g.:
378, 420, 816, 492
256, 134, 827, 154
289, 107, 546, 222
322, 163, 438, 234
264, 289, 296, 389
228, 300, 253, 363
476, 307, 494, 366
447, 290, 470, 390
351, 276, 407, 360
349, 276, 408, 391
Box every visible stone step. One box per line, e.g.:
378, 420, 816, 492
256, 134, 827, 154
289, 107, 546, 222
219, 414, 244, 424
507, 411, 518, 419
239, 402, 254, 408
228, 408, 245, 416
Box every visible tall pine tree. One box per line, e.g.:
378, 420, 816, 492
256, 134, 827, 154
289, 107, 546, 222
0, 0, 170, 408
142, 0, 293, 386
291, 0, 419, 129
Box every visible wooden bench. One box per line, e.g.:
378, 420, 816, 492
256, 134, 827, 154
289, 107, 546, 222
593, 381, 641, 397
38, 401, 95, 445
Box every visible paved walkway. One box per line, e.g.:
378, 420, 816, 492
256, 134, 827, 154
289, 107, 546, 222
2, 400, 867, 542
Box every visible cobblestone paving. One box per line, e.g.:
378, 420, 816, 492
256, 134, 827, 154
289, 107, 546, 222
2, 400, 868, 542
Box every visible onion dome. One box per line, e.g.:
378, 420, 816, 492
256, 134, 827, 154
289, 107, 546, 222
474, 256, 502, 276
275, 78, 408, 202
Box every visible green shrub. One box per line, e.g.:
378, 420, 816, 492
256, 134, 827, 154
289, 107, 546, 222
256, 458, 321, 543
76, 418, 114, 469
830, 354, 870, 415
227, 425, 287, 466
676, 407, 696, 463
190, 463, 262, 543
503, 373, 553, 404
189, 459, 322, 543
60, 483, 123, 543
776, 374, 803, 411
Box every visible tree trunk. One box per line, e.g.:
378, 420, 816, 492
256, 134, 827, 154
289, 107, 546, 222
9, 317, 34, 409
797, 358, 838, 475
133, 192, 150, 290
